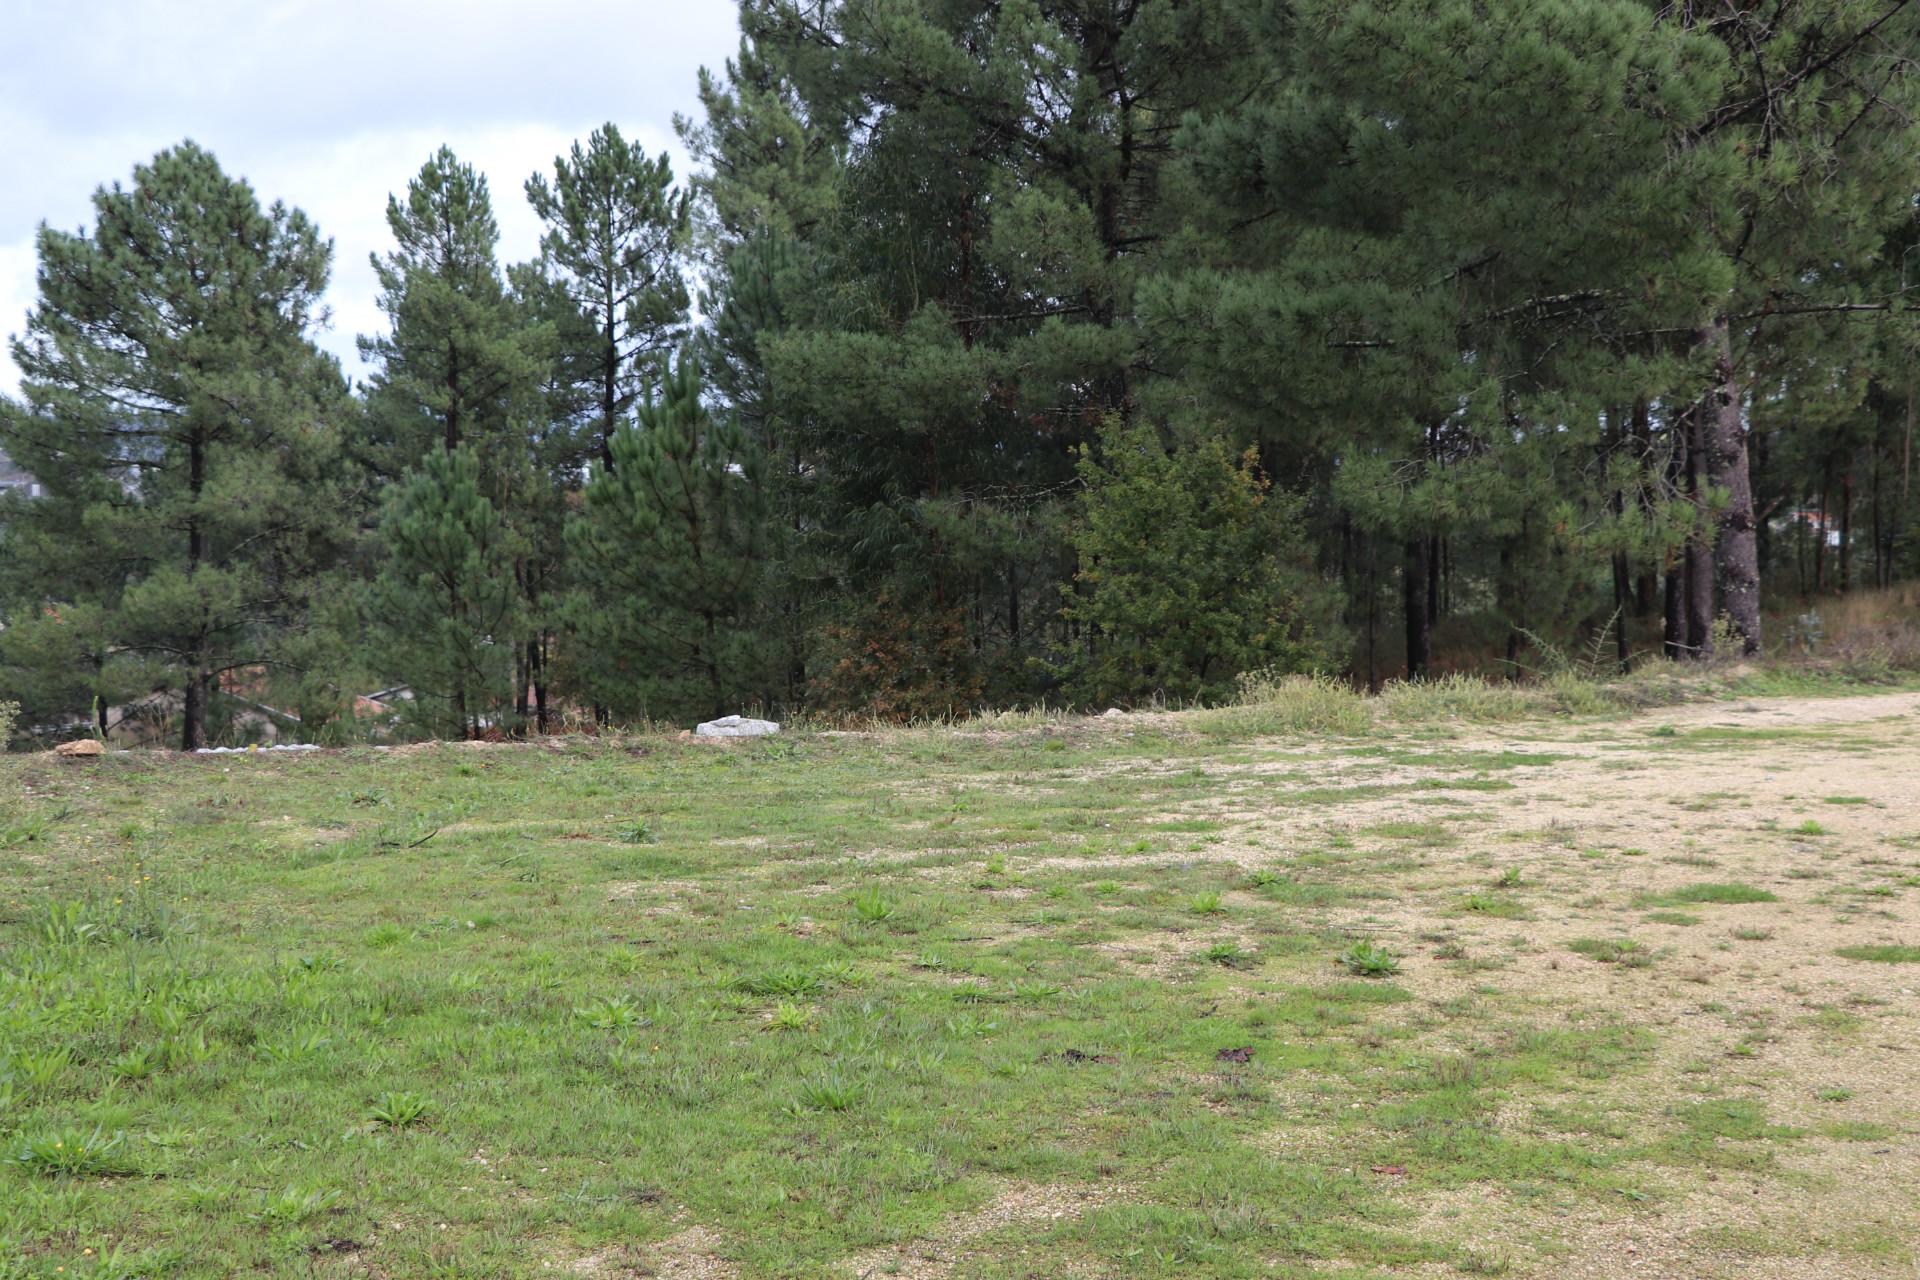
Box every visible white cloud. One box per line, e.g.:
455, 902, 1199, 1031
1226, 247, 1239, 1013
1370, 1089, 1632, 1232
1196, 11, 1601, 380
0, 0, 741, 393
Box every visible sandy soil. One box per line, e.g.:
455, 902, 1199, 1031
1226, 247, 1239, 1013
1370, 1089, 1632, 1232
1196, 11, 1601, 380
848, 690, 1920, 1278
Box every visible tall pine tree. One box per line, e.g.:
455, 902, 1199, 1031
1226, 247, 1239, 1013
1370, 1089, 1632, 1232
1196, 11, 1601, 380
0, 142, 351, 748
525, 125, 692, 469
564, 353, 773, 723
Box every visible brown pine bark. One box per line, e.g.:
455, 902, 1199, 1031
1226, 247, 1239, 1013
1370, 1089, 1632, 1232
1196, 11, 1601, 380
1701, 316, 1761, 654
1404, 537, 1431, 680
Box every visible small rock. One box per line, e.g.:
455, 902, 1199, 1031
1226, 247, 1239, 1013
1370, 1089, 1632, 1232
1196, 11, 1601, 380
1101, 707, 1127, 718
695, 715, 780, 738
53, 739, 104, 758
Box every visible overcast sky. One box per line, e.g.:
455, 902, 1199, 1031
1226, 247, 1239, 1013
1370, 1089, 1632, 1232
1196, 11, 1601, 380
0, 0, 743, 395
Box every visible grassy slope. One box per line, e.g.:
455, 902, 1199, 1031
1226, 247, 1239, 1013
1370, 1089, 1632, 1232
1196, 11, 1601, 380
0, 697, 1900, 1279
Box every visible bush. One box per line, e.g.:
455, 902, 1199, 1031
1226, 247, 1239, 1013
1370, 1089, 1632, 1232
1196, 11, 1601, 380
810, 592, 984, 721
1199, 671, 1373, 737
0, 700, 16, 748
1060, 418, 1337, 706
1377, 673, 1546, 723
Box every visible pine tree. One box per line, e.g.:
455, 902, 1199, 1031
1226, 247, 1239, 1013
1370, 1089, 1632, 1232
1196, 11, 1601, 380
356, 147, 555, 733
684, 1, 1240, 705
525, 125, 691, 469
563, 353, 773, 723
358, 146, 548, 473
0, 142, 351, 749
1143, 0, 1728, 675
1661, 1, 1920, 654
371, 446, 522, 738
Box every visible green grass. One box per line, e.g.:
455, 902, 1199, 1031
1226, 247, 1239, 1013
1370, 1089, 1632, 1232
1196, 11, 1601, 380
0, 701, 1896, 1278
1568, 937, 1658, 967
1835, 944, 1920, 963
1638, 882, 1780, 907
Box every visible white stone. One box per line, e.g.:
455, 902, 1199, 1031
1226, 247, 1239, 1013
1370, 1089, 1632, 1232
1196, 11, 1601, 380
695, 715, 781, 738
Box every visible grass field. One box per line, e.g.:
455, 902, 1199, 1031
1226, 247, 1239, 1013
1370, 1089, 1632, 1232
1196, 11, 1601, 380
3, 684, 1918, 1278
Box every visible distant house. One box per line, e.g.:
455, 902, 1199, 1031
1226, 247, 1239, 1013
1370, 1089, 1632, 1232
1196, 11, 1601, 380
0, 448, 41, 499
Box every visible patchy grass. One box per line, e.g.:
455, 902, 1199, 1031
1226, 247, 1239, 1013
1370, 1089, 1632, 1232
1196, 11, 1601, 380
1568, 937, 1659, 967
1835, 944, 1920, 964
1639, 882, 1781, 907
0, 688, 1913, 1278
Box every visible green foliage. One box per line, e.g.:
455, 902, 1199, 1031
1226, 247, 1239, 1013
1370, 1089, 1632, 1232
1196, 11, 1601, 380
0, 141, 352, 748
10, 1127, 136, 1177
525, 123, 690, 464
1835, 945, 1920, 964
850, 888, 894, 923
1569, 937, 1658, 968
1062, 419, 1333, 706
367, 1090, 432, 1129
372, 447, 522, 737
1642, 883, 1779, 906
357, 146, 550, 472
564, 353, 774, 723
1340, 940, 1402, 977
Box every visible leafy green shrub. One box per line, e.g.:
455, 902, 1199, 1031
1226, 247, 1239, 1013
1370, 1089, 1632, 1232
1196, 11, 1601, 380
1203, 941, 1249, 968
1339, 940, 1401, 977
0, 700, 16, 747
368, 1090, 431, 1129
851, 888, 894, 922
574, 994, 649, 1029
765, 1002, 812, 1032
10, 1127, 136, 1177
736, 966, 827, 997
1060, 417, 1334, 707
788, 1072, 863, 1113
255, 1185, 342, 1223
1459, 892, 1528, 918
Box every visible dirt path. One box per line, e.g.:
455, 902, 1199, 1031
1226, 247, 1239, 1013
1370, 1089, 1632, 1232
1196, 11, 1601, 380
832, 691, 1920, 1278
1235, 691, 1920, 1278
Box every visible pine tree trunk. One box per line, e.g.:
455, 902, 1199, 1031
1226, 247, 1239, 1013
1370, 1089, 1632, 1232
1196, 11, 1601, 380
1685, 537, 1714, 657
1683, 405, 1714, 657
1663, 552, 1685, 659
1427, 532, 1441, 628
515, 642, 530, 730
1365, 557, 1380, 694
1498, 537, 1522, 679
1701, 316, 1761, 654
1611, 549, 1631, 671
1404, 537, 1431, 680
1633, 400, 1659, 617
534, 632, 550, 735
183, 429, 209, 749
1610, 408, 1631, 669
182, 669, 208, 751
